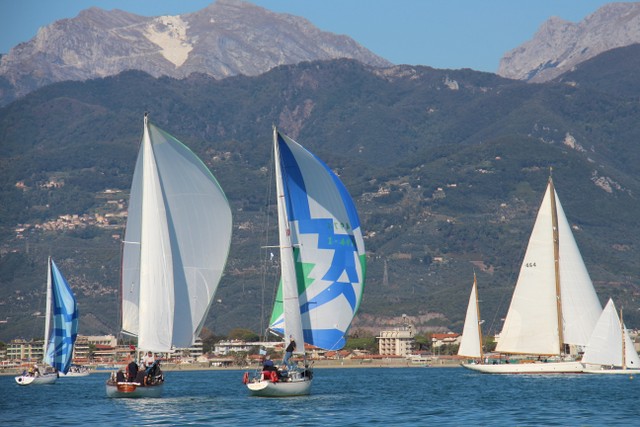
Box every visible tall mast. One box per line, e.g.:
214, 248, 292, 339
548, 172, 564, 354
273, 127, 305, 353
621, 306, 626, 370
473, 272, 484, 361
43, 256, 53, 362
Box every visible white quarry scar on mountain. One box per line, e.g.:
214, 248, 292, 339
143, 15, 193, 68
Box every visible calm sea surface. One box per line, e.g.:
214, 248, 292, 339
1, 367, 639, 426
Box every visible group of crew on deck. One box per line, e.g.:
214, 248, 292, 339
259, 336, 312, 382
22, 364, 57, 377
115, 351, 163, 386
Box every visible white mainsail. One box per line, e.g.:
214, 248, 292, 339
496, 177, 601, 355
582, 299, 640, 369
458, 274, 483, 359
121, 114, 232, 352
273, 127, 305, 354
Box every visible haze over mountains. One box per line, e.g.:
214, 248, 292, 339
1, 2, 640, 340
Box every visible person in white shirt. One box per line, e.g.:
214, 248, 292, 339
143, 351, 155, 370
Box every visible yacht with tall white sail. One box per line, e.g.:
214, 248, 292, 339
463, 174, 602, 373
582, 298, 640, 374
106, 114, 232, 397
15, 257, 79, 385
457, 273, 484, 364
244, 127, 366, 397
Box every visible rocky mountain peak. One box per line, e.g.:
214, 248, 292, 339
498, 2, 640, 82
0, 0, 391, 106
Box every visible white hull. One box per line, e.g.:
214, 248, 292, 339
59, 371, 90, 378
247, 378, 312, 397
462, 360, 584, 374
105, 381, 164, 398
15, 372, 58, 385
583, 365, 640, 375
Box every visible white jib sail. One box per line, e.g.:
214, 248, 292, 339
583, 299, 640, 368
555, 194, 601, 347
458, 276, 482, 359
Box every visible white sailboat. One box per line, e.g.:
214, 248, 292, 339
582, 298, 640, 374
458, 273, 483, 363
16, 257, 78, 385
245, 127, 366, 397
106, 114, 232, 397
463, 175, 602, 374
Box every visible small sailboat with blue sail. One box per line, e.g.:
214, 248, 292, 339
15, 257, 78, 386
244, 127, 366, 397
106, 114, 232, 398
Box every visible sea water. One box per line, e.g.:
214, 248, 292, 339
1, 367, 639, 426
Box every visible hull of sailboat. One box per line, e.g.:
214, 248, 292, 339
462, 360, 584, 374
59, 371, 90, 378
105, 381, 164, 398
247, 378, 312, 397
15, 372, 58, 385
582, 365, 640, 375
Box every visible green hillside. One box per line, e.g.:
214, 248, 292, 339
0, 58, 639, 341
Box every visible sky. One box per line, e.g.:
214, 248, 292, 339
0, 0, 634, 73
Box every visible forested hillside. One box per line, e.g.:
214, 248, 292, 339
1, 57, 639, 341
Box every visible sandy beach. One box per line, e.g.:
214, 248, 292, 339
1, 357, 461, 376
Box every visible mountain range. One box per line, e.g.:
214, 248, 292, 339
2, 46, 640, 340
0, 0, 390, 107
498, 2, 640, 82
1, 2, 640, 342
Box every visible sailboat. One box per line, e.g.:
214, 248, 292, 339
458, 273, 483, 363
106, 114, 232, 398
463, 175, 602, 374
15, 257, 78, 385
582, 298, 640, 374
244, 127, 366, 397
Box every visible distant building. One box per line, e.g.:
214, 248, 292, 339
431, 333, 461, 348
377, 324, 415, 356
214, 340, 281, 356
6, 339, 45, 361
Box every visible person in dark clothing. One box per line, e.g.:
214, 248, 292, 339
135, 369, 147, 386
126, 360, 138, 382
263, 355, 276, 371
282, 335, 296, 368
